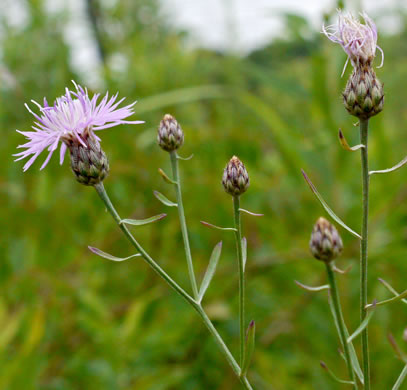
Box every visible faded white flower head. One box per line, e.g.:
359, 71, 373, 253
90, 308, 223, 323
323, 10, 383, 74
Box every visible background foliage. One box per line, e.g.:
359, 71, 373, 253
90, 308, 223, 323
2, 0, 407, 389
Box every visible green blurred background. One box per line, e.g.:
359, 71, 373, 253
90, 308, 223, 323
2, 0, 407, 388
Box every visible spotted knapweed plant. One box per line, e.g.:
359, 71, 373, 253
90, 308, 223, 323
15, 84, 261, 389
299, 10, 407, 389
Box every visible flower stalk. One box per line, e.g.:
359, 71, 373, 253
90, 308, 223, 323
359, 118, 370, 389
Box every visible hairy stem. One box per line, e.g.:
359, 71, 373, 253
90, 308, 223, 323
326, 263, 358, 390
170, 151, 199, 299
94, 183, 253, 389
360, 119, 370, 390
233, 196, 246, 367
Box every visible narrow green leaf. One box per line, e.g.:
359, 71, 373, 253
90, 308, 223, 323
370, 155, 407, 176
388, 333, 407, 363
366, 290, 407, 309
239, 208, 264, 217
158, 168, 177, 184
200, 221, 237, 232
301, 169, 361, 239
333, 264, 352, 275
121, 213, 167, 226
242, 237, 247, 271
176, 153, 194, 161
328, 293, 364, 385
338, 129, 365, 152
347, 304, 376, 344
153, 191, 178, 207
392, 365, 407, 390
378, 278, 407, 305
198, 242, 222, 302
294, 280, 330, 292
88, 246, 141, 262
320, 361, 355, 385
242, 320, 256, 377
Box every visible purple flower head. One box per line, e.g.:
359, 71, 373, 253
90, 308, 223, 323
14, 81, 143, 171
323, 10, 383, 74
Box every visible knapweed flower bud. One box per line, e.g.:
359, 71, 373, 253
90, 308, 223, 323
310, 217, 343, 262
222, 156, 249, 196
343, 65, 384, 119
66, 127, 109, 186
158, 114, 184, 152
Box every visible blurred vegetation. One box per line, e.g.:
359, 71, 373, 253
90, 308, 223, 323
1, 0, 407, 389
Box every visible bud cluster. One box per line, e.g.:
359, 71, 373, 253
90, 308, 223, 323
309, 217, 343, 262
222, 156, 250, 196
343, 64, 384, 119
65, 127, 109, 186
157, 114, 184, 152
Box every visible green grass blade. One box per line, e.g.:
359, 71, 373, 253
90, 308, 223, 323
121, 213, 167, 226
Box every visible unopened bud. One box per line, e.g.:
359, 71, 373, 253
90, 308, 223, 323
310, 217, 343, 262
343, 64, 384, 119
65, 128, 109, 186
222, 156, 249, 196
157, 114, 184, 152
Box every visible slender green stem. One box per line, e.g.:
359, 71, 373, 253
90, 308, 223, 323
233, 196, 246, 367
360, 119, 370, 390
94, 183, 254, 390
170, 151, 199, 299
393, 365, 407, 390
325, 263, 358, 390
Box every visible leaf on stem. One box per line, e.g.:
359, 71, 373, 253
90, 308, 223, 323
198, 242, 222, 302
200, 221, 237, 232
338, 129, 365, 152
378, 278, 407, 305
176, 153, 194, 161
242, 237, 247, 271
121, 213, 167, 226
88, 246, 141, 262
301, 169, 361, 240
369, 155, 407, 176
347, 302, 376, 344
392, 365, 407, 390
158, 168, 177, 184
366, 289, 407, 309
294, 280, 330, 292
388, 333, 407, 363
242, 320, 256, 377
239, 208, 264, 217
153, 191, 178, 207
333, 264, 353, 275
320, 361, 356, 385
328, 292, 364, 385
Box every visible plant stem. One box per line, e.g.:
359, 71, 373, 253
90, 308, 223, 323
94, 183, 254, 390
170, 151, 199, 300
325, 263, 358, 390
233, 196, 246, 367
359, 119, 370, 390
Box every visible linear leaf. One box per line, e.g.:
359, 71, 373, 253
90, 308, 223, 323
242, 320, 256, 377
328, 293, 364, 384
301, 169, 361, 239
88, 246, 141, 262
239, 208, 264, 217
378, 278, 407, 305
388, 333, 407, 363
338, 129, 365, 152
366, 289, 407, 309
392, 365, 407, 390
370, 155, 407, 176
158, 168, 177, 184
176, 153, 194, 161
153, 191, 178, 207
294, 280, 330, 292
333, 264, 353, 275
198, 242, 222, 302
347, 304, 376, 343
242, 237, 247, 271
200, 221, 237, 232
320, 361, 355, 385
121, 213, 167, 226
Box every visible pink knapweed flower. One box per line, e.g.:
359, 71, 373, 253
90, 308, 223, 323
14, 81, 143, 171
323, 11, 383, 73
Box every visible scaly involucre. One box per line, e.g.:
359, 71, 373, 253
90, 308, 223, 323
323, 10, 383, 72
14, 81, 143, 171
